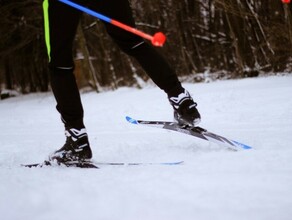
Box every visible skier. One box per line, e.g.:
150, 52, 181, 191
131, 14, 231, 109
43, 0, 201, 163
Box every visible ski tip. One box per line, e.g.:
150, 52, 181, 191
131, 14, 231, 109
126, 116, 138, 124
231, 140, 252, 150
161, 161, 184, 165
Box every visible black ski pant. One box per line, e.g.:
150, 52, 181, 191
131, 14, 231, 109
45, 0, 183, 129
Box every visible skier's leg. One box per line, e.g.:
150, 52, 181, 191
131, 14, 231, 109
90, 0, 201, 125
44, 0, 84, 129
90, 0, 184, 97
43, 0, 92, 162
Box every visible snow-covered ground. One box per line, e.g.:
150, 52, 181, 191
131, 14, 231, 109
0, 75, 292, 220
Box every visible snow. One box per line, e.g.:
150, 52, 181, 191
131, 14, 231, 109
0, 75, 292, 220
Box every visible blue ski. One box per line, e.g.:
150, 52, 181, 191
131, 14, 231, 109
126, 116, 252, 150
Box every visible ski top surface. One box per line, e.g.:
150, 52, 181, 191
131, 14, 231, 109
94, 161, 184, 166
22, 160, 184, 169
126, 116, 252, 150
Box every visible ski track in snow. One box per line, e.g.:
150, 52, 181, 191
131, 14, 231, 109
0, 75, 292, 220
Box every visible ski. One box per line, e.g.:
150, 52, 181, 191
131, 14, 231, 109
22, 160, 183, 168
94, 161, 184, 166
22, 160, 99, 169
126, 116, 252, 151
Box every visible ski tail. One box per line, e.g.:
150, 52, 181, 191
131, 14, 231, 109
126, 116, 138, 124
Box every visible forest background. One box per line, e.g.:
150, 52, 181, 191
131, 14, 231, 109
0, 0, 291, 94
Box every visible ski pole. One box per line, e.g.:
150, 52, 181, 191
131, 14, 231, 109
58, 0, 166, 46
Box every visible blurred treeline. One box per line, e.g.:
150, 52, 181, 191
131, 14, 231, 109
0, 0, 291, 94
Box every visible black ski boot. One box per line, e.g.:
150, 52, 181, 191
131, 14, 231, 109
168, 89, 201, 126
50, 127, 92, 163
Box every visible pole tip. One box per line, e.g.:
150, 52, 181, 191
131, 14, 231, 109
151, 32, 166, 47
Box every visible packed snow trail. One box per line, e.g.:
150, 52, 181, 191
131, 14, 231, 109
0, 75, 292, 220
